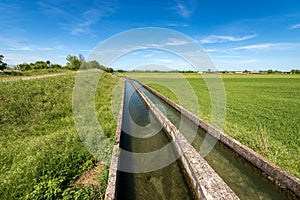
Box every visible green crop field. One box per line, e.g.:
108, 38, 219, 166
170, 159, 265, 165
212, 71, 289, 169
0, 72, 122, 199
126, 72, 300, 179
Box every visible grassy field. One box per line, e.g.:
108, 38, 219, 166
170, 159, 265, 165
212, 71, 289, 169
0, 72, 122, 199
126, 72, 300, 178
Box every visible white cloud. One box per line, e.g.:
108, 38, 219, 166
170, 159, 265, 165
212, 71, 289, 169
231, 43, 300, 51
37, 1, 70, 17
165, 38, 190, 46
199, 34, 257, 44
204, 48, 218, 52
0, 37, 64, 52
3, 53, 45, 65
289, 23, 300, 30
0, 37, 33, 51
232, 43, 273, 50
172, 0, 197, 18
144, 54, 153, 58
12, 46, 33, 51
165, 23, 189, 27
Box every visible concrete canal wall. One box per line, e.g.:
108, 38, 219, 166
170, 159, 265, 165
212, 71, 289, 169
131, 80, 239, 200
136, 80, 300, 197
105, 81, 125, 200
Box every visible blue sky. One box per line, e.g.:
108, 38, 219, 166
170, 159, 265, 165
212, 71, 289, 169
1, 0, 300, 71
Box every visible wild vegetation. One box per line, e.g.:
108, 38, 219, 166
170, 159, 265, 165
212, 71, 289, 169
0, 54, 114, 78
0, 72, 122, 199
126, 72, 300, 178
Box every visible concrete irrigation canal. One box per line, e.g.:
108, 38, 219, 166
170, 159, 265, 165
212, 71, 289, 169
105, 79, 300, 200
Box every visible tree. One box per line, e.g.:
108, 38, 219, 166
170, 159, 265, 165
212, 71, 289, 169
66, 55, 82, 70
18, 63, 31, 70
51, 64, 62, 68
105, 67, 114, 73
0, 55, 7, 70
46, 60, 51, 68
33, 61, 47, 69
291, 69, 300, 74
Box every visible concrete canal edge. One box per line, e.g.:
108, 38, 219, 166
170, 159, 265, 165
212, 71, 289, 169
136, 79, 300, 198
131, 80, 239, 200
104, 79, 125, 200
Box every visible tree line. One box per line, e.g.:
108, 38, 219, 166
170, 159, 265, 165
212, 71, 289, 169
1, 54, 299, 74
0, 54, 114, 73
267, 69, 300, 74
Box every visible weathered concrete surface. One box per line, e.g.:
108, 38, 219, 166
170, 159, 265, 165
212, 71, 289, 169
136, 79, 300, 198
104, 80, 125, 200
131, 80, 239, 200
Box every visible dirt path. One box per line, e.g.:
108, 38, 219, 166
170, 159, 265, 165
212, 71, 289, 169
0, 73, 67, 82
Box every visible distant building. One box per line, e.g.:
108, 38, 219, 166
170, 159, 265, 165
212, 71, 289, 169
250, 70, 260, 74
259, 71, 268, 74
234, 71, 243, 74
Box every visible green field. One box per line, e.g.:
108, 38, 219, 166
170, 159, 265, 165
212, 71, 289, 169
0, 72, 122, 199
1, 71, 299, 199
126, 72, 300, 178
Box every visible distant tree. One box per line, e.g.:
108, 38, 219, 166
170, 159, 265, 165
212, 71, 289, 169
0, 55, 7, 70
267, 69, 274, 74
33, 61, 47, 69
18, 61, 62, 71
291, 69, 300, 74
51, 64, 62, 68
46, 60, 51, 68
105, 67, 114, 73
89, 60, 108, 70
18, 63, 31, 71
116, 69, 126, 72
66, 55, 82, 70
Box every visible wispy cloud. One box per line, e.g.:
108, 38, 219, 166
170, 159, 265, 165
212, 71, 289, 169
231, 43, 300, 51
144, 54, 153, 58
3, 53, 47, 65
172, 0, 197, 18
289, 23, 300, 30
165, 23, 189, 27
37, 1, 70, 18
0, 37, 33, 51
199, 34, 257, 44
165, 38, 190, 46
0, 36, 66, 52
232, 43, 273, 50
38, 0, 118, 35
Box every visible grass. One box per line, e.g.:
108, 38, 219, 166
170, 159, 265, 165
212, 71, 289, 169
0, 71, 122, 199
125, 72, 300, 178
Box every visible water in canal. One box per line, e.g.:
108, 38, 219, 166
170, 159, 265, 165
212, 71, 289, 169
116, 81, 195, 200
133, 80, 296, 200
